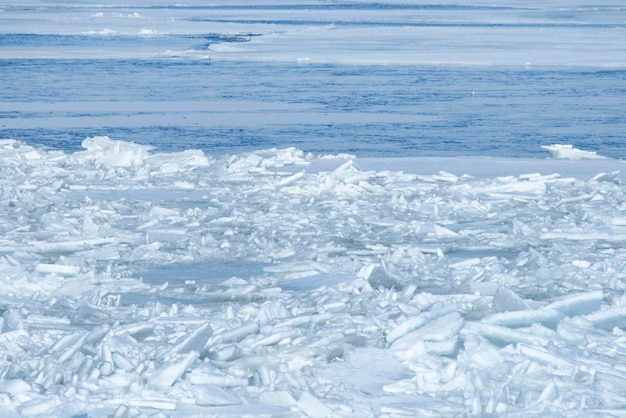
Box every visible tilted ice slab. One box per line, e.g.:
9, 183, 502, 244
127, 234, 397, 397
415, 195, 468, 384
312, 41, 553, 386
2, 137, 626, 416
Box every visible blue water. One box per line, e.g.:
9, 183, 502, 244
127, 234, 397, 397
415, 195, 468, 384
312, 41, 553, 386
2, 59, 625, 158
1, 0, 625, 158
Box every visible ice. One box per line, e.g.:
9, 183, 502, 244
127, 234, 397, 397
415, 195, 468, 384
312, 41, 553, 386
191, 384, 241, 407
492, 285, 531, 312
296, 392, 333, 418
464, 322, 551, 346
387, 304, 459, 346
258, 390, 297, 408
517, 344, 576, 376
2, 1, 626, 415
187, 371, 248, 388
0, 379, 31, 397
583, 307, 626, 332
0, 238, 118, 256
76, 136, 154, 168
18, 398, 59, 417
110, 405, 142, 418
482, 309, 563, 329
546, 290, 604, 317
214, 323, 260, 344
542, 144, 608, 160
35, 263, 80, 277
147, 351, 200, 392
168, 322, 212, 355
2, 310, 25, 332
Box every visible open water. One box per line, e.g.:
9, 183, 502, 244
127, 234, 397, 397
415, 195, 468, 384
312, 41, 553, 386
1, 1, 625, 158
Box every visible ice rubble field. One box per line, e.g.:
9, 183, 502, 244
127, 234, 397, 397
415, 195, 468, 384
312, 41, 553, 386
3, 0, 626, 416
1, 137, 626, 417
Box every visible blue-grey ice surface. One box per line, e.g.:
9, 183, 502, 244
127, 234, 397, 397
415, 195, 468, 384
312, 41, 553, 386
1, 1, 626, 417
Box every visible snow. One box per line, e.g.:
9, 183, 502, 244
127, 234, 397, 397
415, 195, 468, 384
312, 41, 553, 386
2, 0, 626, 416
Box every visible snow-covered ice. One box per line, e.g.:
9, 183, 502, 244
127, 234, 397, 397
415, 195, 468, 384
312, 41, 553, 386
0, 137, 626, 416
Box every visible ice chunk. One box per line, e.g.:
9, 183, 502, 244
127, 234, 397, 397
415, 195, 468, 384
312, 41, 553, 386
424, 337, 460, 357
391, 311, 464, 354
536, 380, 559, 405
252, 329, 300, 347
492, 286, 531, 312
127, 399, 178, 411
110, 404, 143, 418
469, 177, 547, 196
2, 309, 24, 331
216, 322, 260, 344
359, 263, 398, 289
296, 392, 333, 418
58, 334, 87, 363
387, 304, 458, 345
35, 263, 80, 276
111, 323, 152, 341
76, 357, 94, 378
546, 290, 603, 317
591, 171, 620, 182
482, 309, 563, 329
148, 206, 180, 219
258, 390, 297, 408
433, 171, 458, 182
187, 371, 248, 387
0, 330, 29, 345
179, 149, 210, 167
78, 136, 153, 167
210, 344, 242, 362
0, 379, 31, 396
51, 332, 83, 356
263, 261, 326, 280
112, 353, 135, 372
541, 144, 607, 160
257, 301, 291, 326
272, 313, 334, 329
572, 259, 591, 268
192, 384, 241, 406
18, 397, 58, 416
331, 159, 354, 175
0, 237, 117, 255
173, 180, 195, 190
595, 371, 626, 408
82, 214, 99, 238
517, 344, 575, 376
464, 322, 549, 346
169, 322, 212, 355
147, 351, 200, 391
584, 306, 626, 331
433, 224, 460, 238
540, 232, 626, 242
276, 171, 304, 188
25, 313, 72, 329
